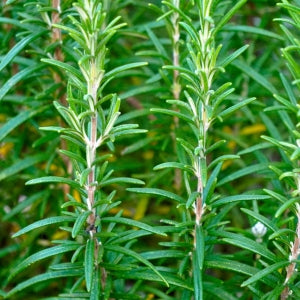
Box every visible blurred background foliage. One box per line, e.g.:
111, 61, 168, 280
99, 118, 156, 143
0, 0, 299, 299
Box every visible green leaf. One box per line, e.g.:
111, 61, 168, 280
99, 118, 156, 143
121, 136, 158, 155
195, 225, 205, 270
72, 211, 91, 238
275, 197, 300, 218
0, 154, 48, 181
217, 231, 277, 262
217, 163, 269, 186
59, 150, 86, 165
3, 191, 49, 221
180, 21, 200, 45
0, 17, 30, 30
26, 176, 82, 190
193, 250, 202, 300
241, 261, 288, 287
12, 216, 75, 238
90, 266, 100, 300
223, 25, 284, 40
238, 143, 271, 155
0, 30, 47, 72
205, 140, 226, 154
280, 73, 297, 106
269, 228, 295, 240
213, 0, 248, 34
218, 45, 249, 68
206, 256, 258, 276
150, 108, 193, 124
102, 217, 167, 236
219, 97, 256, 119
273, 94, 297, 113
0, 105, 49, 142
146, 27, 168, 58
186, 192, 200, 209
205, 255, 279, 287
263, 189, 287, 204
85, 239, 95, 292
241, 208, 277, 232
139, 250, 186, 260
231, 60, 277, 94
0, 244, 19, 259
212, 194, 271, 207
104, 62, 148, 81
104, 245, 169, 287
127, 187, 185, 203
41, 58, 83, 81
0, 64, 44, 101
114, 267, 192, 290
208, 155, 240, 170
203, 163, 222, 204
100, 177, 145, 186
8, 244, 79, 281
154, 162, 195, 174
5, 270, 83, 298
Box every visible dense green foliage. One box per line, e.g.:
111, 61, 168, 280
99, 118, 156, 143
1, 0, 300, 299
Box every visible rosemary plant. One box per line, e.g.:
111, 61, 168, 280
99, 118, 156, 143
1, 1, 300, 299
258, 1, 300, 298
130, 1, 267, 298
3, 1, 172, 299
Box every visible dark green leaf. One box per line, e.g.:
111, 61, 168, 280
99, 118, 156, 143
5, 270, 83, 298
0, 154, 48, 181
102, 217, 167, 236
26, 176, 82, 190
241, 261, 288, 287
85, 239, 95, 292
212, 194, 271, 207
12, 216, 75, 238
0, 64, 44, 101
0, 31, 47, 72
72, 211, 91, 238
104, 245, 168, 287
9, 244, 79, 281
127, 188, 185, 203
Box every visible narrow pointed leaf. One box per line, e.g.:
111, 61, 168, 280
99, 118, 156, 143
154, 162, 195, 174
5, 270, 83, 298
0, 105, 49, 142
72, 211, 91, 238
127, 187, 185, 203
219, 45, 249, 68
213, 0, 248, 34
217, 163, 269, 186
241, 208, 277, 232
212, 194, 271, 207
12, 216, 75, 238
26, 176, 82, 190
218, 232, 277, 262
0, 154, 48, 181
85, 239, 95, 292
103, 62, 148, 80
150, 108, 193, 124
0, 31, 47, 72
241, 261, 289, 287
100, 177, 144, 187
219, 98, 256, 118
9, 244, 79, 281
104, 245, 169, 287
41, 58, 83, 81
0, 64, 44, 101
102, 217, 167, 236
231, 60, 277, 94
